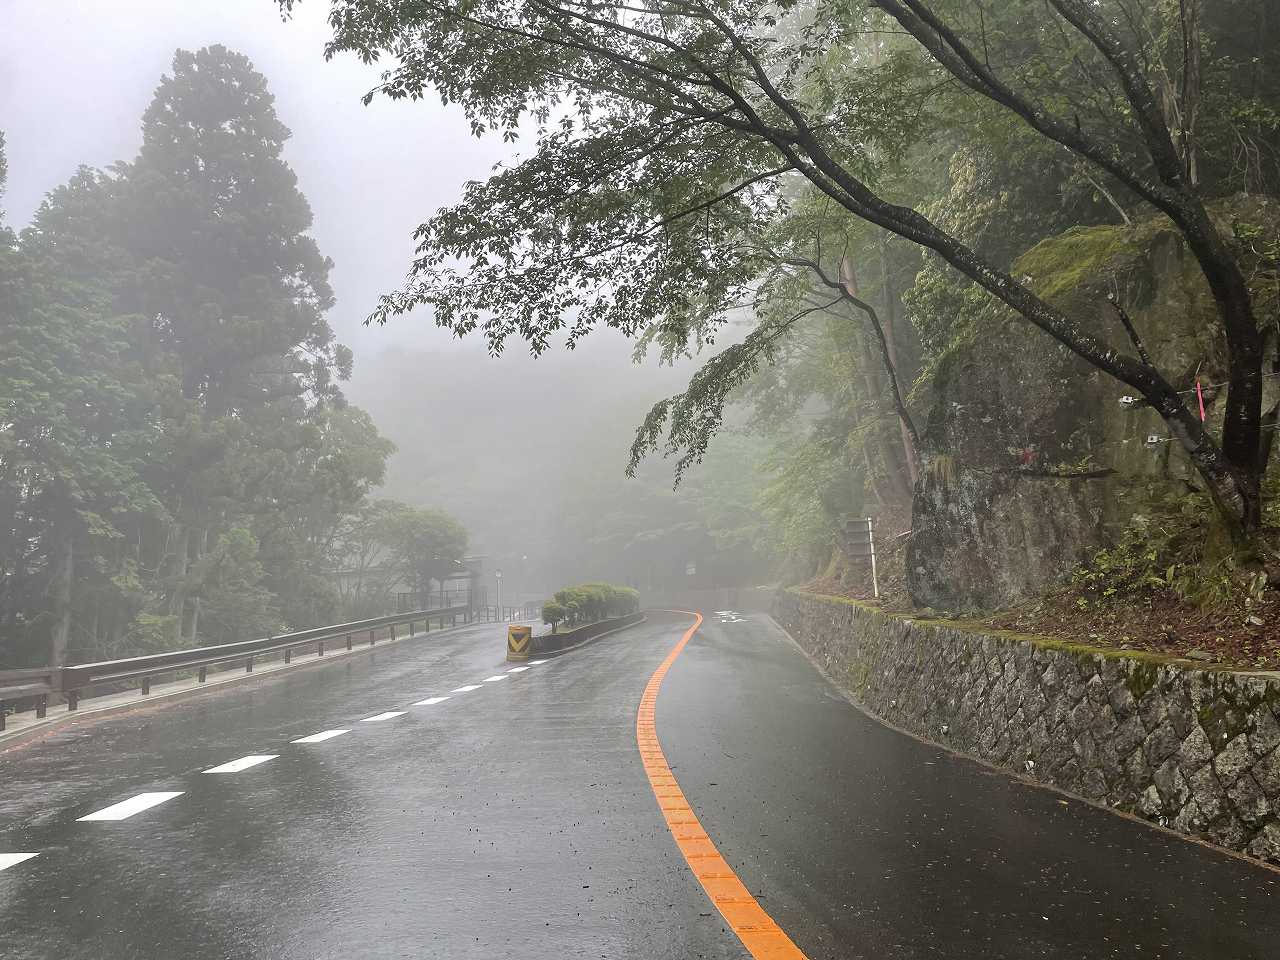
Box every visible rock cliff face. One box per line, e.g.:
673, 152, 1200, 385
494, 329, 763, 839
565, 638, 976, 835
906, 198, 1277, 610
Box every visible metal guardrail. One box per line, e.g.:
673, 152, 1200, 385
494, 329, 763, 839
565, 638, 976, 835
474, 602, 539, 623
0, 668, 58, 731
0, 605, 472, 723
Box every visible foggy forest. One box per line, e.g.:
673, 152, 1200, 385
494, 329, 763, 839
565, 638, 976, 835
3, 2, 1280, 955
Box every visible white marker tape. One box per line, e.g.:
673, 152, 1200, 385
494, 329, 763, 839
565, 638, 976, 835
506, 667, 529, 673
528, 660, 547, 665
481, 675, 507, 682
359, 711, 406, 722
292, 729, 349, 744
451, 684, 481, 693
78, 792, 184, 822
204, 755, 279, 774
0, 853, 39, 872
413, 696, 450, 706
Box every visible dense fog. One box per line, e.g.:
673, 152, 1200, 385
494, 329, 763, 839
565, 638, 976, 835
0, 2, 773, 668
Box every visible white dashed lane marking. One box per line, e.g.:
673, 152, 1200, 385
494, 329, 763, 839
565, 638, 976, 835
77, 792, 184, 822
0, 853, 39, 872
359, 711, 406, 723
45, 640, 561, 859
204, 755, 278, 774
292, 729, 349, 744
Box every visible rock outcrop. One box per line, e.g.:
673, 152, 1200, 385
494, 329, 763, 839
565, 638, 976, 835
907, 197, 1278, 610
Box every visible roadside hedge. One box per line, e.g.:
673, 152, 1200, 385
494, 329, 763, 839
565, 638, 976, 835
541, 583, 640, 631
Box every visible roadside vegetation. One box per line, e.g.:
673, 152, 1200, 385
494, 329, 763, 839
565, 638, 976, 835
542, 584, 641, 633
0, 48, 465, 669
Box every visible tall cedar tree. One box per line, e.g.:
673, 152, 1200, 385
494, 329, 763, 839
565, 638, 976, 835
113, 45, 351, 643
1, 48, 401, 665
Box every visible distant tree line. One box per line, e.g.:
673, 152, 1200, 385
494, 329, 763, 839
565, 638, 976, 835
330, 501, 469, 619
0, 46, 464, 668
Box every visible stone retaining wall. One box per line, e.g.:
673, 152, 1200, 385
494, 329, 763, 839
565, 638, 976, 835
773, 588, 1280, 864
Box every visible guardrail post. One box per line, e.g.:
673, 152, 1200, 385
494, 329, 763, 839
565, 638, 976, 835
141, 677, 151, 696
198, 665, 207, 683
369, 629, 376, 647
346, 633, 353, 651
318, 640, 325, 657
0, 703, 5, 732
284, 647, 292, 665
410, 620, 416, 637
246, 655, 254, 673
67, 690, 78, 711
390, 623, 397, 641
36, 694, 46, 719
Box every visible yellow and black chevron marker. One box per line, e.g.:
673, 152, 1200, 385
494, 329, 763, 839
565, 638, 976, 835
506, 625, 533, 662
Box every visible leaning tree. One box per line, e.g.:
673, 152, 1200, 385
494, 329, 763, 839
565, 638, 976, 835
283, 0, 1277, 540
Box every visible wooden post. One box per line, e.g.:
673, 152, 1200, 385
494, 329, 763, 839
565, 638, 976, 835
198, 665, 207, 683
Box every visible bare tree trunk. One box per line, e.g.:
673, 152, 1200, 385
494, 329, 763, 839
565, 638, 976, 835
861, 444, 888, 510
1179, 0, 1202, 186
839, 258, 922, 480
1077, 166, 1132, 224
878, 234, 921, 490
165, 523, 190, 645
185, 527, 207, 643
826, 302, 911, 506
49, 525, 73, 669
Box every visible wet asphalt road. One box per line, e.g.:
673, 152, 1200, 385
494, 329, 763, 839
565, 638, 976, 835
0, 611, 1277, 959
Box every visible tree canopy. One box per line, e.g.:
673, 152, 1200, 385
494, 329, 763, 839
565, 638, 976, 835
287, 0, 1280, 540
0, 46, 465, 667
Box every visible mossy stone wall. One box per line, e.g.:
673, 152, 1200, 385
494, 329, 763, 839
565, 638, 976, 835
773, 588, 1280, 863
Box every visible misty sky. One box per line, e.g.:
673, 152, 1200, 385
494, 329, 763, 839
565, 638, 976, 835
0, 1, 702, 377
0, 0, 518, 359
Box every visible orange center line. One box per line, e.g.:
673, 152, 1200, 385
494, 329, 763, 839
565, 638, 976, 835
636, 610, 810, 960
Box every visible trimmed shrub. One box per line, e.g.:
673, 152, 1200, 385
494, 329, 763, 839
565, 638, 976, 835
544, 583, 640, 627
541, 600, 568, 632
